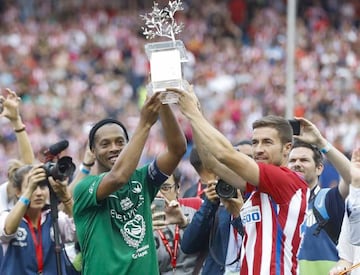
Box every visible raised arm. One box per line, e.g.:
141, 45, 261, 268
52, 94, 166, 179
192, 129, 246, 189
96, 92, 162, 200
294, 117, 351, 199
0, 88, 35, 164
155, 104, 187, 176
168, 85, 259, 188
350, 147, 360, 188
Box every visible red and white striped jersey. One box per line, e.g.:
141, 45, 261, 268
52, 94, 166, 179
240, 163, 309, 275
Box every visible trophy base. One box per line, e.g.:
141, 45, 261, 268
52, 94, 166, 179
148, 79, 186, 104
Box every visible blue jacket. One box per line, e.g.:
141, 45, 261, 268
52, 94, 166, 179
181, 198, 243, 275
0, 211, 79, 275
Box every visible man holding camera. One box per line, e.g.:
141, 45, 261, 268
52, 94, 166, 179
181, 144, 250, 275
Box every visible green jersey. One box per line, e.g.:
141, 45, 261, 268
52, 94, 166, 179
73, 164, 162, 275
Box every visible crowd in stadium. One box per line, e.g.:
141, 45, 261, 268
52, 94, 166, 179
0, 1, 360, 275
0, 0, 359, 187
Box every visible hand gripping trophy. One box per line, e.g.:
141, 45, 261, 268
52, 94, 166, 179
141, 0, 189, 104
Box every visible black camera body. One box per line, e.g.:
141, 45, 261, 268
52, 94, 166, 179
215, 179, 237, 199
39, 156, 76, 187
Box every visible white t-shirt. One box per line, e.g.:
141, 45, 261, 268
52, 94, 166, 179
0, 182, 15, 213
337, 213, 360, 275
347, 186, 360, 245
224, 219, 242, 274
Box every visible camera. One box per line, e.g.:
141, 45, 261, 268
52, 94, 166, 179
215, 179, 237, 199
39, 156, 76, 187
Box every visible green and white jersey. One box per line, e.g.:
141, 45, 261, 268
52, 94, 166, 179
73, 164, 163, 275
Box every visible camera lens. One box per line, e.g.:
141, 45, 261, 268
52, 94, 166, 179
215, 179, 237, 199
42, 157, 76, 183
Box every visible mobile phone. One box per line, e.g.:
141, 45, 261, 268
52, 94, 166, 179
288, 119, 301, 135
152, 197, 166, 212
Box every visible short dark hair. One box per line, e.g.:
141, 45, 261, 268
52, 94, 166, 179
89, 118, 129, 150
189, 147, 203, 174
292, 140, 323, 167
252, 115, 293, 145
233, 139, 252, 147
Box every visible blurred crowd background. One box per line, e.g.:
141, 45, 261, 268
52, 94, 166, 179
0, 0, 359, 195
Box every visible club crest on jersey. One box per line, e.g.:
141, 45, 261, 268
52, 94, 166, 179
131, 181, 142, 194
240, 205, 261, 225
121, 214, 146, 248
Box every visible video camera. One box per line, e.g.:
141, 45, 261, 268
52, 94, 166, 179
39, 140, 76, 187
215, 179, 237, 199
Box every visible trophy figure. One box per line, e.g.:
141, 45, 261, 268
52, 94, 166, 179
141, 0, 188, 104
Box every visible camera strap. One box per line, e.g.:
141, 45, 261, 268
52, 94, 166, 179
25, 215, 44, 274
196, 180, 205, 198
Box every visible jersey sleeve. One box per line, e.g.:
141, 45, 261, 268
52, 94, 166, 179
145, 160, 169, 200
257, 163, 308, 204
325, 187, 345, 233
73, 174, 105, 215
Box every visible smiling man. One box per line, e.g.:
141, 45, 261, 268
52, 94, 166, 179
73, 92, 187, 275
167, 84, 309, 275
287, 118, 351, 275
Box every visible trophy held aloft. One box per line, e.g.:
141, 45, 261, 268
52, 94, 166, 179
141, 0, 189, 104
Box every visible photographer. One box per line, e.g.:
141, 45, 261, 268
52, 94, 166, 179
0, 164, 76, 275
181, 146, 247, 275
0, 88, 35, 213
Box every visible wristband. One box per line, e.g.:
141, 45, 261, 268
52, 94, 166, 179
320, 142, 332, 154
14, 126, 26, 133
79, 164, 90, 175
82, 161, 95, 167
19, 196, 30, 206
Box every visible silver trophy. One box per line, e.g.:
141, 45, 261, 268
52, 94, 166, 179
141, 0, 188, 104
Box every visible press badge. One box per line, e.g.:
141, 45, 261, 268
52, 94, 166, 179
240, 205, 261, 225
